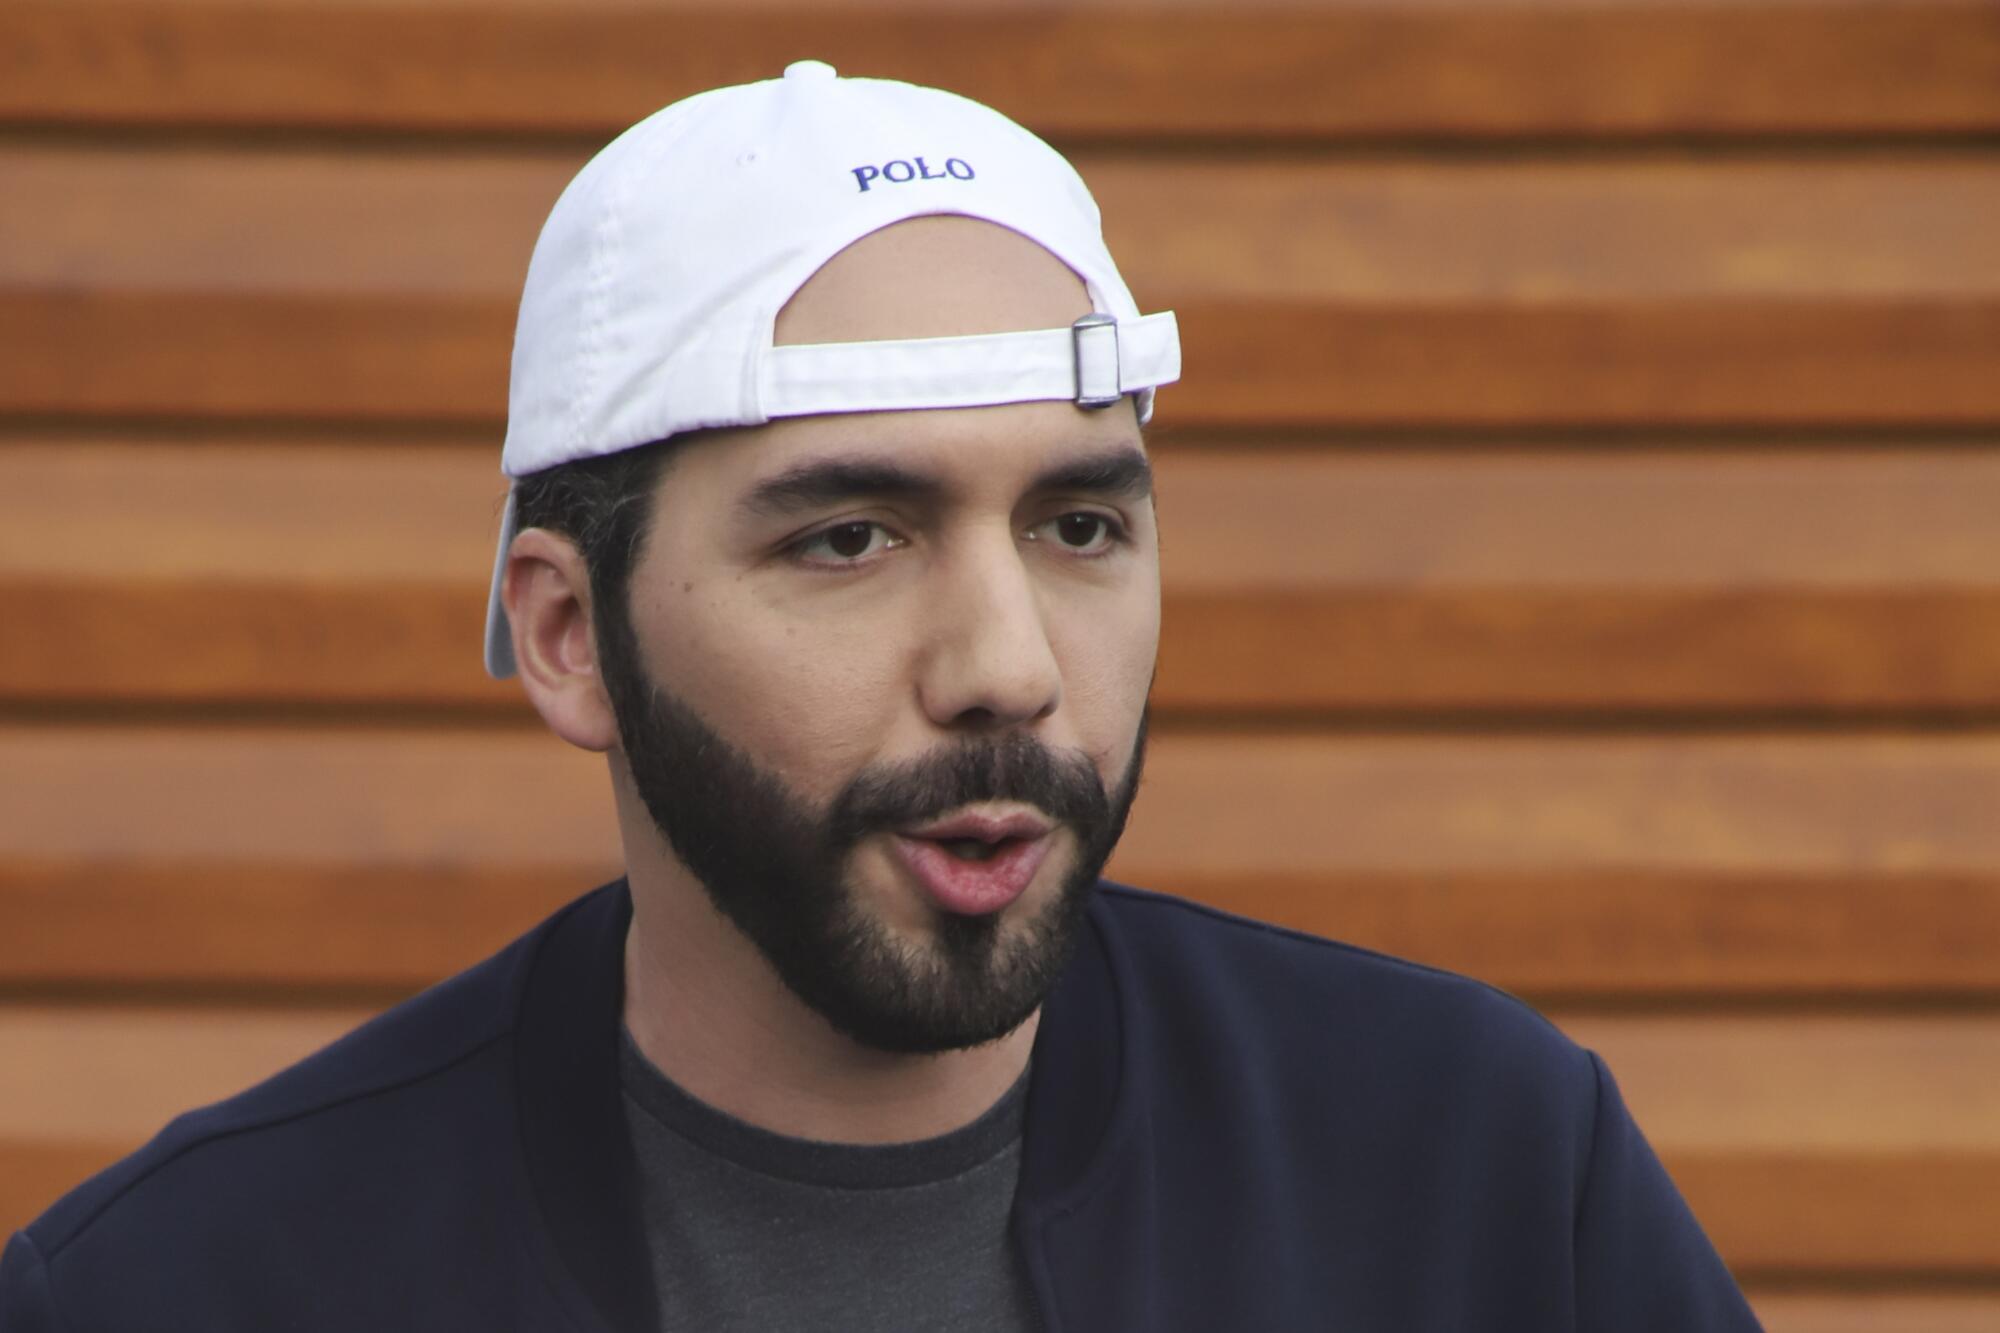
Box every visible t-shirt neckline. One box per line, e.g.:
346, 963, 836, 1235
616, 1024, 1030, 1191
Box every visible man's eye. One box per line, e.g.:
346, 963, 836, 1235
1034, 512, 1123, 553
795, 520, 898, 564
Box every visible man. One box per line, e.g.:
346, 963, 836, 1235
2, 64, 1760, 1331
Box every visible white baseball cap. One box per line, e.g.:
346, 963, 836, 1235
485, 59, 1182, 678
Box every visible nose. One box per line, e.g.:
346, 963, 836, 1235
916, 530, 1062, 730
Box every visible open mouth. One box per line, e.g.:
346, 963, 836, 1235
888, 825, 1054, 916
933, 835, 1021, 863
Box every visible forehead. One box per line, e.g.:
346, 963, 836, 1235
774, 214, 1099, 349
670, 395, 1147, 517
663, 213, 1145, 504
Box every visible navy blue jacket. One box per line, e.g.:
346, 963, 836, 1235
3, 881, 1760, 1330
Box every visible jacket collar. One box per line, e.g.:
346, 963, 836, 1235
512, 878, 1141, 1333
1011, 887, 1159, 1332
514, 881, 659, 1333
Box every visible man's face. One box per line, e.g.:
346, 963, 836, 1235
600, 218, 1161, 1054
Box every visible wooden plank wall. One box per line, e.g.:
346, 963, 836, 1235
3, 3, 1999, 1326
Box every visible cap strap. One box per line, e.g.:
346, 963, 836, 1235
760, 311, 1179, 417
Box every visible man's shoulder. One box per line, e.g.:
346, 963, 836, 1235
1091, 881, 1593, 1105
1095, 879, 1559, 1017
21, 884, 605, 1264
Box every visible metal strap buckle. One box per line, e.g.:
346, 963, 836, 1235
1071, 313, 1122, 410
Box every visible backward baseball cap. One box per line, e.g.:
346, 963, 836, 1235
485, 60, 1182, 678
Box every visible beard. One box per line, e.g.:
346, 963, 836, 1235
598, 613, 1148, 1055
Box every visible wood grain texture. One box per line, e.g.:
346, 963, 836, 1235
4, 724, 1996, 995
4, 1005, 1995, 1269
2, 1, 1996, 140
5, 149, 1998, 425
8, 437, 2000, 713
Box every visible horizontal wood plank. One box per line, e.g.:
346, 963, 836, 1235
1674, 1152, 2000, 1274
8, 438, 2000, 713
1158, 444, 2000, 712
1560, 1014, 2000, 1271
4, 1005, 1995, 1273
2, 1, 1996, 140
3, 725, 1996, 995
1752, 1293, 2000, 1333
4, 149, 1999, 426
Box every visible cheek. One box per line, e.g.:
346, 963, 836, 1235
1047, 577, 1160, 771
635, 576, 910, 797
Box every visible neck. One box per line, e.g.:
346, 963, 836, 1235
619, 840, 1039, 1146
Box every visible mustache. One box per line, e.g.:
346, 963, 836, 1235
825, 731, 1111, 847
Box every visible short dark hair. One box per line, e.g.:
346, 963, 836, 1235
509, 440, 678, 647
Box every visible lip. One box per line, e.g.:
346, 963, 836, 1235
888, 823, 1055, 917
898, 808, 1054, 844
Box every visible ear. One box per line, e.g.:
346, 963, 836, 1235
501, 527, 621, 753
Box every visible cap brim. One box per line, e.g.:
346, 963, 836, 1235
483, 487, 521, 679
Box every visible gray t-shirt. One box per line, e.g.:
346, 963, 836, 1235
619, 1028, 1041, 1332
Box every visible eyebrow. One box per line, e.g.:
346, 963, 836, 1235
737, 445, 1153, 520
